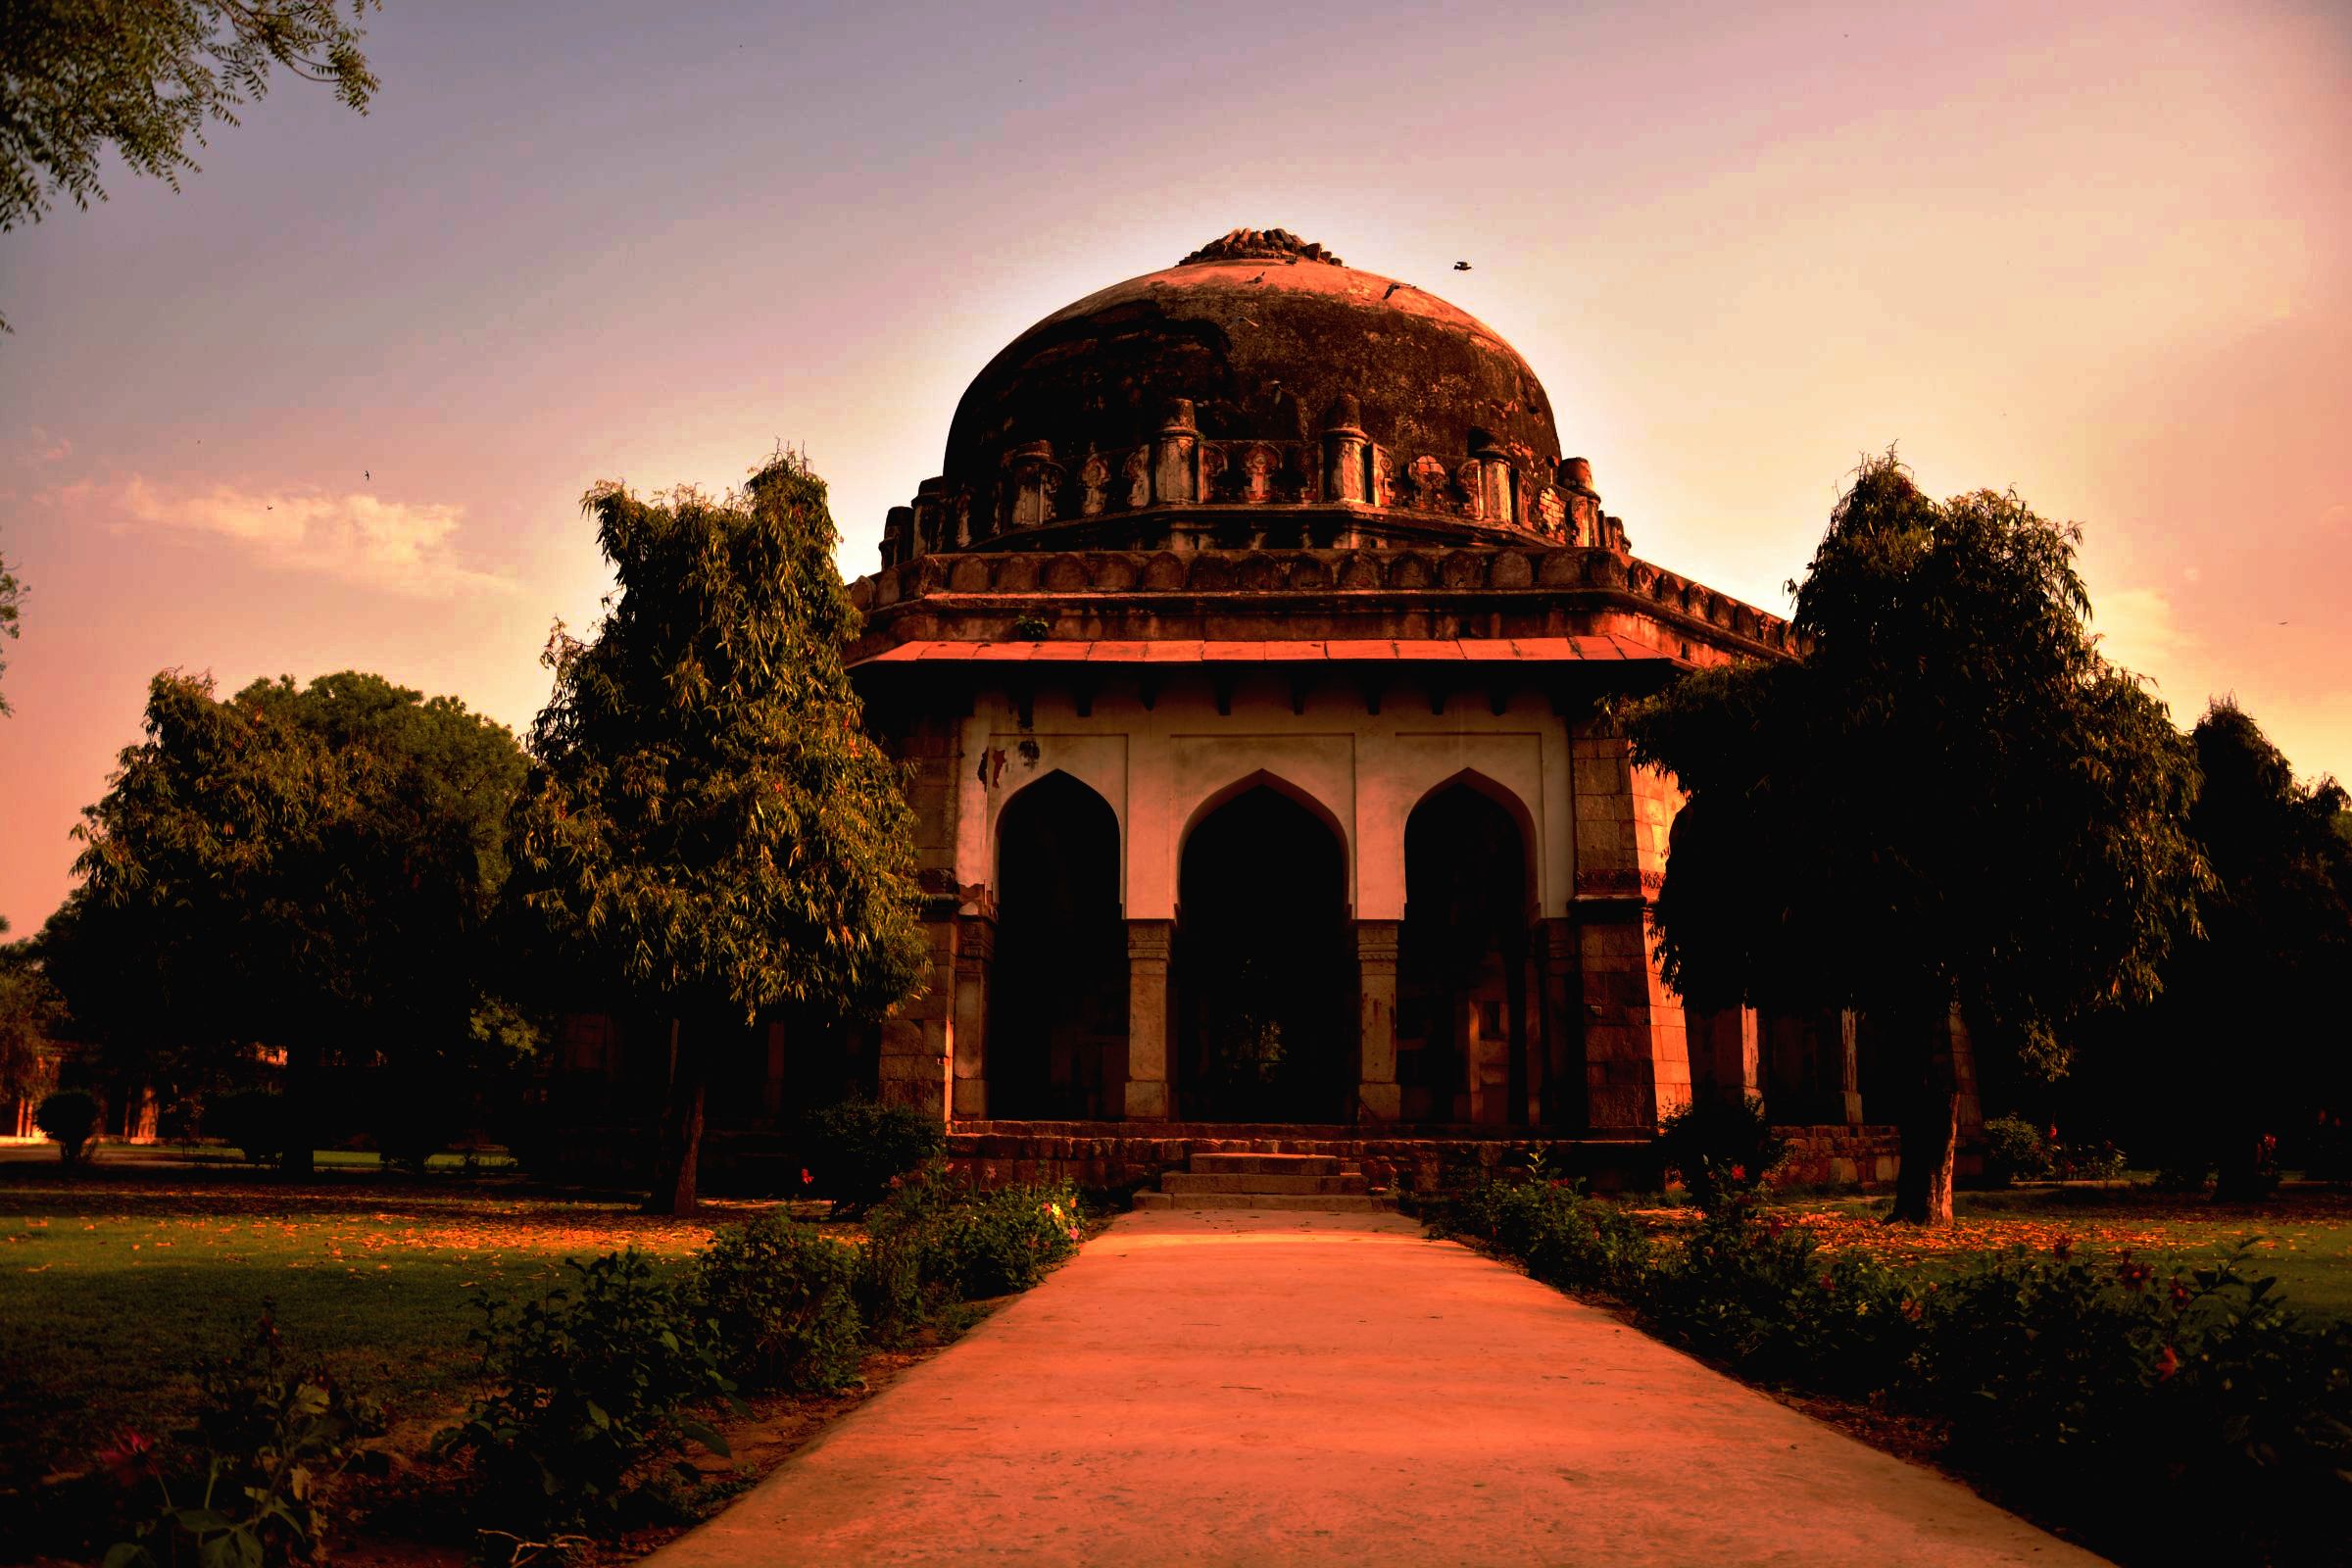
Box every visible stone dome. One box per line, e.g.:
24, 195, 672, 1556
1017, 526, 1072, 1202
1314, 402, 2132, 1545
942, 229, 1562, 487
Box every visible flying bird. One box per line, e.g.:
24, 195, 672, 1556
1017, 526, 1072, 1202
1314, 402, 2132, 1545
364, 469, 370, 480
1453, 261, 1473, 271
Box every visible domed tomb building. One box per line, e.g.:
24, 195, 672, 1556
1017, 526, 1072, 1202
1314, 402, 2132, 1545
842, 230, 1888, 1183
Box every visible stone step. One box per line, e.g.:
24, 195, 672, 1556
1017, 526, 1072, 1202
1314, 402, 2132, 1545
1131, 1191, 1391, 1212
1160, 1171, 1369, 1196
1189, 1152, 1343, 1175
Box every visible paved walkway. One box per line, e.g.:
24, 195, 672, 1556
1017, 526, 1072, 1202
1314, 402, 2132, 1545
650, 1210, 2104, 1567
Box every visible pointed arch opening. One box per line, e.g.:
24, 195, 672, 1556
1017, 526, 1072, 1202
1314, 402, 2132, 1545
988, 771, 1128, 1119
1175, 781, 1352, 1122
1400, 775, 1536, 1125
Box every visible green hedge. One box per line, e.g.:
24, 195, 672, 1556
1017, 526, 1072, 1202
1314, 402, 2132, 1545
1430, 1178, 2352, 1565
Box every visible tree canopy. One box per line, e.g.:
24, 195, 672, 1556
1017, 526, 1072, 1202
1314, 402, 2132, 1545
0, 0, 380, 331
2147, 701, 2352, 1194
46, 667, 527, 1172
509, 452, 927, 1214
1629, 453, 2206, 1222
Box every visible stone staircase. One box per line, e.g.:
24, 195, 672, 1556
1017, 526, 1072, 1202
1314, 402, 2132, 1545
1130, 1151, 1389, 1212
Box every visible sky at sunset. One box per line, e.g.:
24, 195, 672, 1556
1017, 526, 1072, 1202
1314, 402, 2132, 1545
2, 0, 2347, 933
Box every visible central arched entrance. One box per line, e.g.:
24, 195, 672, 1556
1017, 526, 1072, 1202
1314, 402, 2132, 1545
1175, 783, 1352, 1123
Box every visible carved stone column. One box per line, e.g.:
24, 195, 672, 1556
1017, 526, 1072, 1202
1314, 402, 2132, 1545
1355, 919, 1401, 1123
1123, 919, 1174, 1120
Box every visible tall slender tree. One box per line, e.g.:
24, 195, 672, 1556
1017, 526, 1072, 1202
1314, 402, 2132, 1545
510, 453, 927, 1215
1629, 454, 2205, 1223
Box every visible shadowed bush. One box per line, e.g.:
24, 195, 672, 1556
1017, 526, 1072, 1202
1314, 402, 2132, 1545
695, 1212, 862, 1394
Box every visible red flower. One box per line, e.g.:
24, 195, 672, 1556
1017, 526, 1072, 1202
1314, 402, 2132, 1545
94, 1429, 158, 1490
2155, 1345, 2180, 1382
2051, 1234, 2075, 1262
2170, 1280, 2191, 1311
1728, 1164, 1747, 1183
800, 1167, 813, 1186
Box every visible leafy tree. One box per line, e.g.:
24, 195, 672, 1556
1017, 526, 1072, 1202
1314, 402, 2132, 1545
0, 930, 70, 1106
0, 528, 22, 713
1, 2, 381, 330
47, 668, 527, 1174
2138, 702, 2352, 1198
510, 454, 927, 1216
1629, 454, 2205, 1223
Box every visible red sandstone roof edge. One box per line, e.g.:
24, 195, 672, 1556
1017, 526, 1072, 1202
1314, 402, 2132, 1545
849, 636, 1688, 668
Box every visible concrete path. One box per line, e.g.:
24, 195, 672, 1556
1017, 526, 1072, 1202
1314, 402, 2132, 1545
650, 1210, 2104, 1567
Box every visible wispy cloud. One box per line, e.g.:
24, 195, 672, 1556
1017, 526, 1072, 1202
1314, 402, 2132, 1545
58, 475, 513, 595
2091, 584, 2201, 697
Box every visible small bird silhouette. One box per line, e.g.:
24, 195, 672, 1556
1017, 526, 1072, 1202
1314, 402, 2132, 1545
1453, 261, 1473, 271
1383, 281, 1409, 300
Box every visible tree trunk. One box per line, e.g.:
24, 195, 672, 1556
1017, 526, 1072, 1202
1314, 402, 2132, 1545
1887, 1008, 1959, 1225
644, 1019, 710, 1216
280, 1040, 318, 1180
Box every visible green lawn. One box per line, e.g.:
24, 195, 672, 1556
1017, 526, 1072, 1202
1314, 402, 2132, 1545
0, 1159, 808, 1504
1781, 1182, 2352, 1321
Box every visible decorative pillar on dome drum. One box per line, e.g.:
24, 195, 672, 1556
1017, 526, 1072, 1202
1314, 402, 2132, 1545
1321, 394, 1370, 506
1152, 399, 1200, 506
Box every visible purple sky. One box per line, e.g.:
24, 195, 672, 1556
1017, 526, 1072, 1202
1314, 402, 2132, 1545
3, 0, 2347, 932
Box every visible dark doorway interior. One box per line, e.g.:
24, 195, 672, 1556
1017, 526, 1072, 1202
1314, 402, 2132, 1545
989, 773, 1128, 1119
1175, 786, 1351, 1122
1400, 783, 1532, 1125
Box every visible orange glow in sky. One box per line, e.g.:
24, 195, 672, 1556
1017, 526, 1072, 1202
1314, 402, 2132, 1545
2, 0, 2346, 931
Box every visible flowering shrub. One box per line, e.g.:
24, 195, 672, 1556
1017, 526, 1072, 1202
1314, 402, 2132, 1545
436, 1249, 734, 1533
926, 1180, 1084, 1299
1979, 1116, 2052, 1186
1645, 1209, 1923, 1395
1654, 1096, 1787, 1212
2047, 1138, 2128, 1183
801, 1099, 946, 1217
694, 1212, 862, 1394
103, 1307, 385, 1568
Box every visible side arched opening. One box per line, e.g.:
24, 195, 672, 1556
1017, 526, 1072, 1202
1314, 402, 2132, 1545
988, 772, 1128, 1119
1400, 780, 1535, 1126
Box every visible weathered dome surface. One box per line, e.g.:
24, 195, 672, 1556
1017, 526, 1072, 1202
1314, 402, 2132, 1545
943, 234, 1561, 485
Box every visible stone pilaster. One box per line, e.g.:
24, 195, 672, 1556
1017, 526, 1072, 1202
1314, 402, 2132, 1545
1569, 718, 1690, 1133
1123, 918, 1173, 1120
1355, 919, 1401, 1123
878, 916, 956, 1121
951, 914, 994, 1120
1537, 916, 1587, 1130
1836, 1008, 1864, 1126
1691, 1005, 1760, 1107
